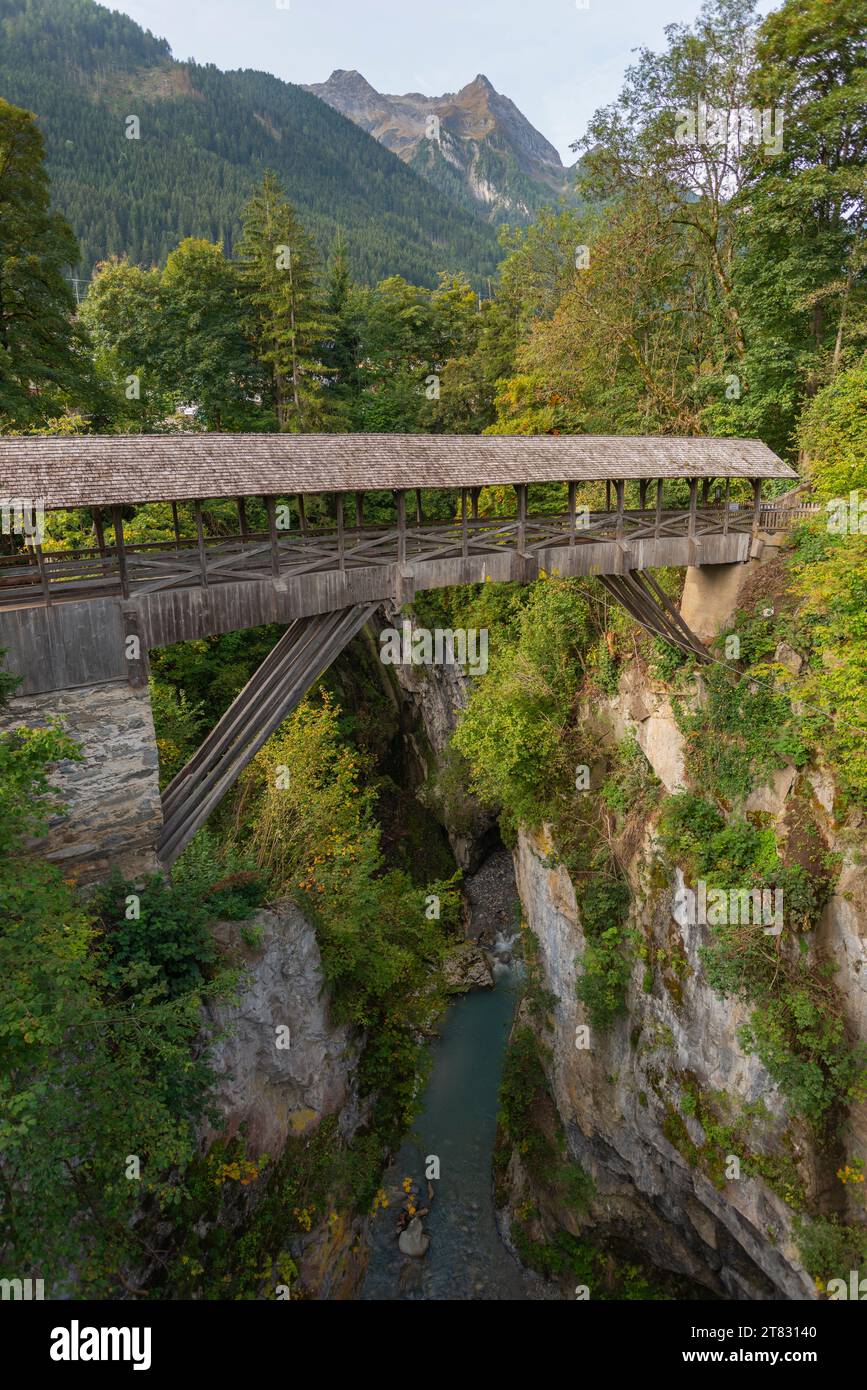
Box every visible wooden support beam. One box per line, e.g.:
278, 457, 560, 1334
568, 481, 577, 547
33, 542, 51, 606
298, 494, 307, 536
355, 492, 364, 528
723, 478, 730, 535
515, 483, 527, 554
688, 478, 698, 564
415, 489, 423, 526
752, 478, 763, 541
112, 506, 130, 599
336, 492, 345, 572
461, 488, 469, 558
701, 478, 712, 506
655, 478, 663, 538
266, 495, 280, 576
395, 489, 407, 566
93, 508, 110, 577
171, 501, 181, 546
471, 487, 480, 521
93, 508, 107, 557
615, 480, 625, 539
194, 500, 209, 589
237, 496, 249, 543
639, 480, 648, 511
606, 479, 612, 511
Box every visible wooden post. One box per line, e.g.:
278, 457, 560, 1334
723, 477, 730, 535
752, 478, 763, 541
395, 489, 406, 566
415, 489, 423, 526
93, 508, 110, 577
112, 505, 130, 599
461, 488, 469, 558
266, 495, 280, 575
639, 479, 648, 511
237, 496, 249, 543
688, 478, 698, 563
33, 542, 52, 606
355, 492, 364, 529
615, 480, 625, 539
471, 487, 480, 521
336, 492, 345, 572
606, 479, 612, 511
654, 478, 663, 539
701, 478, 712, 507
93, 508, 107, 557
515, 483, 527, 554
171, 501, 181, 546
298, 494, 307, 537
194, 500, 209, 588
568, 481, 576, 547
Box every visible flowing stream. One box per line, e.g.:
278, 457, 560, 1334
362, 853, 548, 1300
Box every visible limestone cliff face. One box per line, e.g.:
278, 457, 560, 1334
507, 652, 867, 1301
204, 900, 364, 1161
513, 823, 815, 1299
201, 900, 369, 1299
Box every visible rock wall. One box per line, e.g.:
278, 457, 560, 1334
1, 679, 163, 883
513, 824, 815, 1299
505, 630, 867, 1300
200, 899, 370, 1299
375, 600, 498, 870
204, 900, 365, 1160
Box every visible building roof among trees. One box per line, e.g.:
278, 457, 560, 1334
0, 433, 797, 509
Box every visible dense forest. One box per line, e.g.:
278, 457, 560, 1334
0, 0, 502, 287
1, 0, 867, 1305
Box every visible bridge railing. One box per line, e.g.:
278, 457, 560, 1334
0, 503, 821, 608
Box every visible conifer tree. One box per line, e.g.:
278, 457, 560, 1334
0, 99, 91, 426
236, 172, 326, 431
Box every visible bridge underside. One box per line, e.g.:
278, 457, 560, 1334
157, 604, 377, 865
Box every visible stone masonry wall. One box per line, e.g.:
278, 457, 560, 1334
2, 679, 163, 883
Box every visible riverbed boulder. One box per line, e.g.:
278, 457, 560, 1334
398, 1216, 430, 1258
443, 941, 494, 992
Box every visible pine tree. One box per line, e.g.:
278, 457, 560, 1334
0, 98, 88, 425
236, 172, 327, 431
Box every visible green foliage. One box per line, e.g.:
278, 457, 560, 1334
675, 661, 807, 804
796, 1216, 867, 1289
0, 674, 237, 1293
238, 690, 460, 1145
574, 860, 632, 1031
452, 577, 593, 833
575, 929, 631, 1031
82, 239, 266, 429
0, 97, 99, 427
237, 173, 328, 431
799, 364, 867, 499
789, 528, 867, 808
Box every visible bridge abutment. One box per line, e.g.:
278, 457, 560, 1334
0, 599, 163, 884
2, 677, 163, 884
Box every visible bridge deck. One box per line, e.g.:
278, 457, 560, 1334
0, 503, 817, 611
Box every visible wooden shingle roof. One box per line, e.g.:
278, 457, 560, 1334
0, 433, 796, 509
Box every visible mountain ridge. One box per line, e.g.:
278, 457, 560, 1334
305, 68, 575, 222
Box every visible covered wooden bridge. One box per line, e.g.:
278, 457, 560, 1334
0, 432, 802, 872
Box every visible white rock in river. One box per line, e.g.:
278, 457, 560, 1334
398, 1216, 430, 1258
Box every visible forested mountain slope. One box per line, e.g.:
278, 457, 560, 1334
0, 0, 502, 285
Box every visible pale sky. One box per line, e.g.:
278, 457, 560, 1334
109, 0, 778, 164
